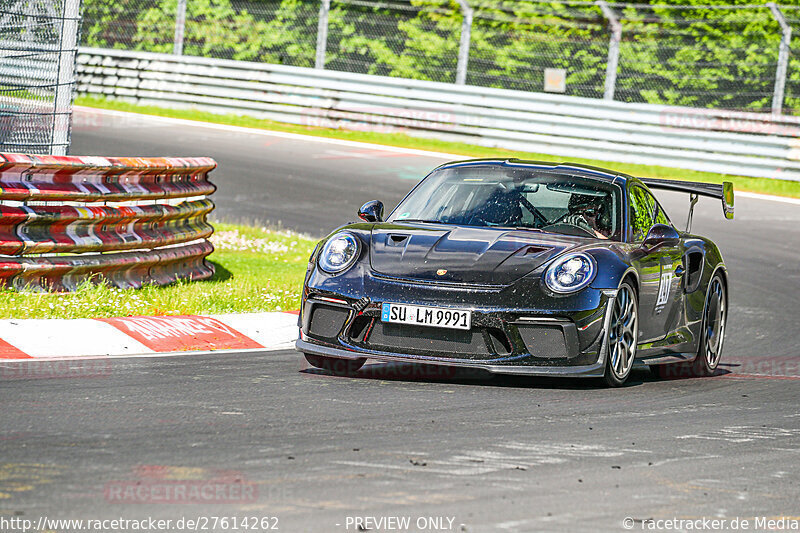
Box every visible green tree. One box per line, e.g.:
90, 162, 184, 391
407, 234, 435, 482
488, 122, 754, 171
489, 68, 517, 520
79, 0, 800, 113
325, 0, 460, 81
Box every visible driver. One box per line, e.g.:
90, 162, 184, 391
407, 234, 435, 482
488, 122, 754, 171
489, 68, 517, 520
563, 194, 611, 239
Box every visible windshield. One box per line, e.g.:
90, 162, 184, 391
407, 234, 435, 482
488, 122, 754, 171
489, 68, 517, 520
388, 165, 623, 240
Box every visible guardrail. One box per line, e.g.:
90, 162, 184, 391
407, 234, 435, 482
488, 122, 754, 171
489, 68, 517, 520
0, 152, 217, 292
76, 47, 800, 182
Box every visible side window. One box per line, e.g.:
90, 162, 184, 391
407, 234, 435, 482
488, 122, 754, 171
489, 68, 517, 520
653, 204, 670, 226
629, 186, 655, 242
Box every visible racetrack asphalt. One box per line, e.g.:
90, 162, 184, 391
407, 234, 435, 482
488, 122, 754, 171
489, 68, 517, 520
0, 108, 797, 531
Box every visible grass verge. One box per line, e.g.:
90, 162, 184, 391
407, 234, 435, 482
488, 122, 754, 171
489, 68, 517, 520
76, 94, 800, 199
0, 223, 316, 319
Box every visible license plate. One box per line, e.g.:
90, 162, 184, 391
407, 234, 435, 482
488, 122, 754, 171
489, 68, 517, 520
381, 303, 471, 330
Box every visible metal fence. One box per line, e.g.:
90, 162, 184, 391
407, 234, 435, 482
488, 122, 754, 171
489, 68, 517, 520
76, 47, 800, 182
0, 0, 82, 155
78, 0, 800, 115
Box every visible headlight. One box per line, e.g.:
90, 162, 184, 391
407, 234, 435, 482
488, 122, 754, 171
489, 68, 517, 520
318, 232, 360, 273
544, 252, 596, 293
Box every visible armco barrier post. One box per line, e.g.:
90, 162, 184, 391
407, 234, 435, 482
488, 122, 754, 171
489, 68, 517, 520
455, 0, 473, 85
315, 0, 331, 70
597, 0, 621, 101
768, 2, 791, 115
173, 0, 187, 56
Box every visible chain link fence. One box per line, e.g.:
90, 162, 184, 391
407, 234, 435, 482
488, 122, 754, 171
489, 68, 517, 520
0, 0, 82, 155
615, 4, 786, 112
76, 0, 800, 115
324, 0, 464, 82
81, 0, 319, 66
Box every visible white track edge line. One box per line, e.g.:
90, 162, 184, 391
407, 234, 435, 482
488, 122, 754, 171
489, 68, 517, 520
737, 191, 800, 205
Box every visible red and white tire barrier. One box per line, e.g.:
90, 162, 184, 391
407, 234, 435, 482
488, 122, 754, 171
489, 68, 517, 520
0, 312, 298, 360
0, 152, 218, 292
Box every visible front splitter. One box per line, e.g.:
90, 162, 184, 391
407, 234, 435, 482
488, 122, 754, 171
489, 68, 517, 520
296, 338, 605, 378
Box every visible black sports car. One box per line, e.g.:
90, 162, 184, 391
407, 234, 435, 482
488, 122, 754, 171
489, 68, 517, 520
296, 159, 734, 386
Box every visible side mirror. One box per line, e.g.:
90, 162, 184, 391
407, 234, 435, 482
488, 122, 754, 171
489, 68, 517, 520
358, 200, 384, 223
642, 223, 680, 251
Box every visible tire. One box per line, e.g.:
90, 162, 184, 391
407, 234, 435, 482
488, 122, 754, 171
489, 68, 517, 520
651, 273, 727, 379
304, 353, 366, 376
689, 273, 727, 377
602, 281, 639, 387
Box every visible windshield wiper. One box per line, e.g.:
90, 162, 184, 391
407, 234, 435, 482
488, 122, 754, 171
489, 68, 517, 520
396, 220, 543, 231
514, 225, 543, 231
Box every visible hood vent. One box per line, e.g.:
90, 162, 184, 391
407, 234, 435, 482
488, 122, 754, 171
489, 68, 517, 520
369, 224, 573, 285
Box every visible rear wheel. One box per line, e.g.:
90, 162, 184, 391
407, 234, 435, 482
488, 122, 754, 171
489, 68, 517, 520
652, 273, 727, 379
602, 282, 638, 387
690, 274, 727, 376
304, 354, 366, 376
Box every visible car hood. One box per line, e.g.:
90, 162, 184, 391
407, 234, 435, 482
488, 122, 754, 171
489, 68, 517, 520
369, 223, 583, 285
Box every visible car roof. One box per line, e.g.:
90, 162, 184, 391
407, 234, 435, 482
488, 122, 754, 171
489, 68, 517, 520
433, 158, 635, 185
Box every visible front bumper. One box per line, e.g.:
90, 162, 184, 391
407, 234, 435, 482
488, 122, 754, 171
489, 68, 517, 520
296, 337, 606, 377
296, 284, 617, 378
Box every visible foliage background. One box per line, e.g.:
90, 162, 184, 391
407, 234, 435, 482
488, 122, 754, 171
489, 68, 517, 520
80, 0, 800, 113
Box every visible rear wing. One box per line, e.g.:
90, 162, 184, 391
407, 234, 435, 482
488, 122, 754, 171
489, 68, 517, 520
639, 178, 734, 230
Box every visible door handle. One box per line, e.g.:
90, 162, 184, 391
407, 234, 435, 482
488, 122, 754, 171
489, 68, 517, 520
674, 264, 685, 277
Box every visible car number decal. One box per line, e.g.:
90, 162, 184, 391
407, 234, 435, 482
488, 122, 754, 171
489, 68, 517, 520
656, 271, 673, 311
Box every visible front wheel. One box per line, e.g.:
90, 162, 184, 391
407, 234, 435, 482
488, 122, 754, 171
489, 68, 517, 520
304, 353, 366, 376
602, 282, 638, 387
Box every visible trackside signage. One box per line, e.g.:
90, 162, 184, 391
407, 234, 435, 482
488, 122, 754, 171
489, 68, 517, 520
98, 315, 262, 352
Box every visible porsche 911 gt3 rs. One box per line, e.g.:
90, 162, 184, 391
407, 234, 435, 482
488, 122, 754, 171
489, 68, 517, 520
296, 159, 733, 386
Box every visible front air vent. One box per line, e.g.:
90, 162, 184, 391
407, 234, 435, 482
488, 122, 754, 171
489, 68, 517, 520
517, 324, 568, 359
486, 328, 512, 355
347, 316, 372, 341
308, 304, 350, 339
